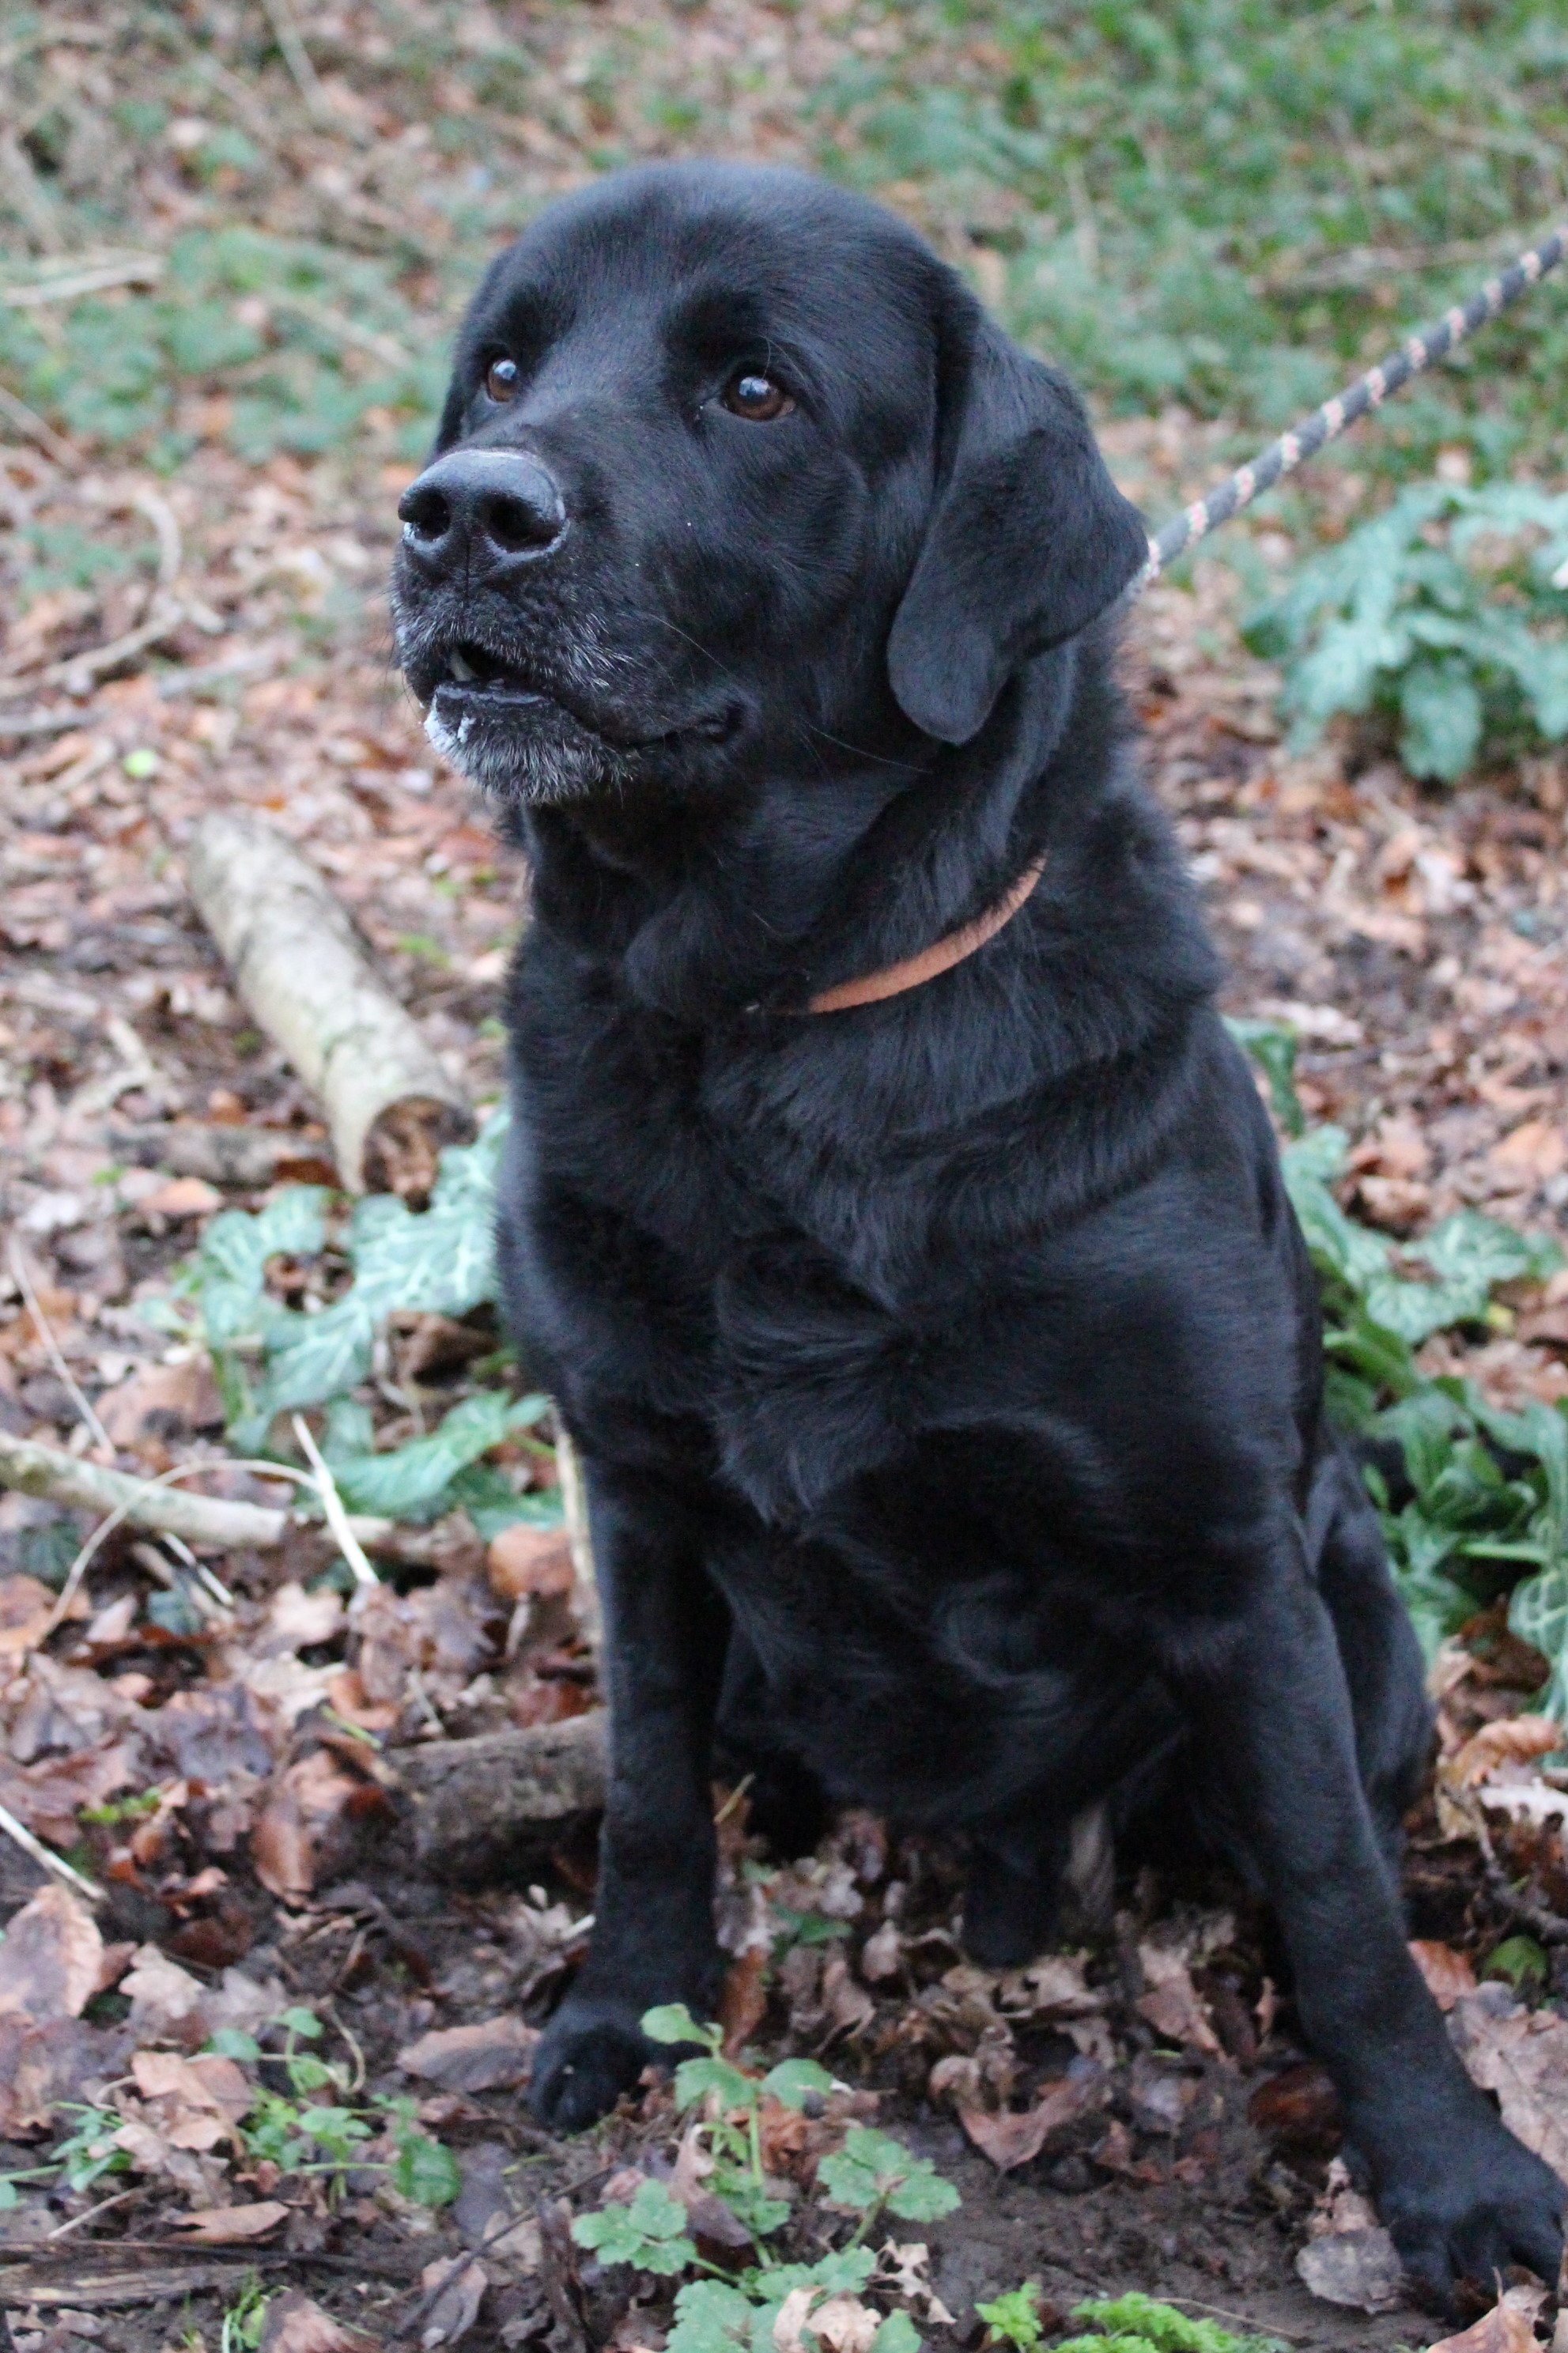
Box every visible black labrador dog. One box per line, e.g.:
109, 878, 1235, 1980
392, 161, 1563, 2305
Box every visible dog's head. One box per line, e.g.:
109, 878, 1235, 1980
394, 162, 1148, 807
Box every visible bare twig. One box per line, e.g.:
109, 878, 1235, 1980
0, 257, 164, 307
0, 1433, 402, 1637
0, 706, 90, 739
0, 1797, 103, 1904
45, 2189, 145, 2242
257, 0, 331, 119
7, 1234, 113, 1454
0, 383, 77, 467
292, 1414, 378, 1588
268, 292, 411, 372
35, 591, 188, 692
556, 1427, 600, 1653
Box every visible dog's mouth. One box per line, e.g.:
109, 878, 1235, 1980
420, 639, 574, 714
412, 637, 742, 761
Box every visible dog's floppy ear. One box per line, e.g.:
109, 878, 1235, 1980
886, 315, 1150, 746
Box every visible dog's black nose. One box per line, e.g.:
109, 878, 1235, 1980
398, 448, 567, 576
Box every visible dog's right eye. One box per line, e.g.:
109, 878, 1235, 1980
722, 371, 794, 423
485, 357, 520, 403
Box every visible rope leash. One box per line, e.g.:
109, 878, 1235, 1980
1137, 218, 1568, 587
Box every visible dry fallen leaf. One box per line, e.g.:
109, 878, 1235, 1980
0, 1886, 102, 2024
1135, 1943, 1220, 2055
1294, 2229, 1406, 2313
258, 2290, 377, 2352
958, 2071, 1105, 2170
0, 1575, 61, 1661
1447, 1717, 1562, 1789
1425, 2286, 1547, 2353
418, 2254, 488, 2348
131, 2048, 252, 2149
859, 1922, 901, 1982
175, 2200, 290, 2242
137, 1175, 224, 1221
1449, 1989, 1568, 2186
0, 1741, 137, 1849
486, 1524, 574, 1603
719, 1947, 769, 2057
265, 1581, 347, 1654
121, 1944, 207, 2047
251, 1750, 362, 1902
397, 2015, 538, 2094
1409, 1940, 1478, 2011
96, 1354, 223, 1450
773, 2287, 881, 2353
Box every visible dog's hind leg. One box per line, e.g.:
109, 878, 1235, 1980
712, 1625, 830, 1861
1309, 1437, 1432, 1887
962, 1816, 1074, 1965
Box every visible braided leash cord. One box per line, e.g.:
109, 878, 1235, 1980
1137, 218, 1568, 587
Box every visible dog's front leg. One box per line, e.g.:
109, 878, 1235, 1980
1179, 1547, 1562, 2309
529, 1457, 727, 2132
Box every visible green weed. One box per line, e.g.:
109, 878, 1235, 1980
1232, 1025, 1568, 1706
219, 2272, 269, 2353
1244, 482, 1568, 780
1057, 2291, 1284, 2353
155, 1112, 561, 1539
568, 2004, 953, 2352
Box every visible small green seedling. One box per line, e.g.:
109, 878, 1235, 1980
219, 2271, 269, 2352
977, 2283, 1048, 2353
1058, 2293, 1285, 2353
569, 2006, 960, 2353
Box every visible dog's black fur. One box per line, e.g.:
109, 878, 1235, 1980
392, 161, 1563, 2306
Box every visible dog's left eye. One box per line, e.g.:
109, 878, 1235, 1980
722, 371, 794, 423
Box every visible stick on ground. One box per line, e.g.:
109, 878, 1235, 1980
186, 808, 474, 1199
394, 1713, 607, 1877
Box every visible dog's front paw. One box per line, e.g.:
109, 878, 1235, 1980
529, 1996, 656, 2133
1379, 2121, 1564, 2312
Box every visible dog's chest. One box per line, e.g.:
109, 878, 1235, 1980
515, 1017, 954, 1520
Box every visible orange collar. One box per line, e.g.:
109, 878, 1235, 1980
799, 855, 1048, 1015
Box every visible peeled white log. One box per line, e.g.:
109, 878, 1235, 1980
186, 809, 474, 1198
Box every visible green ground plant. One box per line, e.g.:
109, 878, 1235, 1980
569, 2004, 956, 2353
1245, 482, 1568, 780
157, 1110, 562, 1541
1233, 1025, 1568, 1707
1055, 2292, 1283, 2353
0, 2003, 459, 2215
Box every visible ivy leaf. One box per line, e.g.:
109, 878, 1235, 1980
1509, 1564, 1568, 1719
572, 2179, 697, 2276
325, 1390, 549, 1520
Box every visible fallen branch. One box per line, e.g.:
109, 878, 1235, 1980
394, 1713, 607, 1877
0, 1430, 286, 1550
0, 1428, 397, 1556
0, 1796, 103, 1902
187, 809, 475, 1199
109, 1120, 334, 1189
0, 255, 164, 306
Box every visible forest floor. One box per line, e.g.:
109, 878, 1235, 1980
2, 6, 1568, 2351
